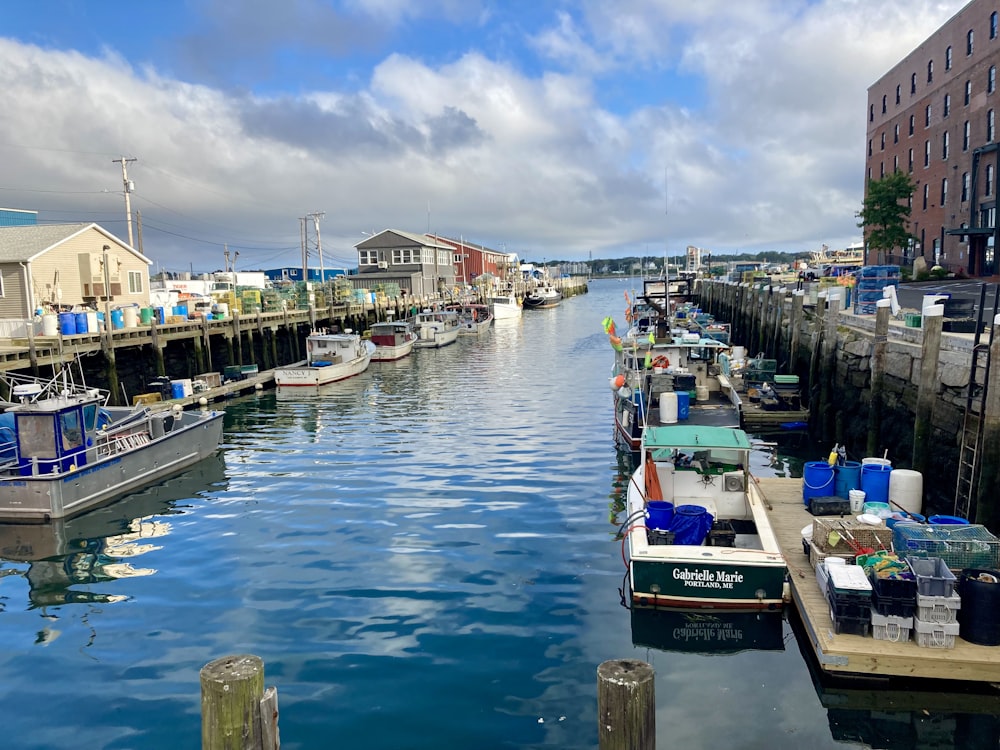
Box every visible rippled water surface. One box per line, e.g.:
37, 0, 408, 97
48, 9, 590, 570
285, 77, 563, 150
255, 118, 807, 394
0, 279, 993, 749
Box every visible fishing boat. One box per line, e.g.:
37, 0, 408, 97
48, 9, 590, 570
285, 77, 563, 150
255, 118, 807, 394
274, 330, 376, 386
0, 371, 224, 523
623, 424, 788, 610
411, 309, 461, 348
450, 303, 494, 335
522, 285, 562, 309
489, 292, 522, 320
368, 321, 417, 362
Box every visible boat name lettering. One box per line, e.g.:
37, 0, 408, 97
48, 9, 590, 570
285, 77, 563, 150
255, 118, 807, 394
61, 457, 120, 482
672, 625, 742, 643
672, 568, 745, 589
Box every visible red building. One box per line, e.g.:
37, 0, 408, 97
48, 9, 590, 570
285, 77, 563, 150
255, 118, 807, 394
430, 235, 514, 284
866, 0, 1000, 276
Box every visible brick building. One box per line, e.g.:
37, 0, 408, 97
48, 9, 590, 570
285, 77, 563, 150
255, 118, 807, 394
866, 0, 1000, 276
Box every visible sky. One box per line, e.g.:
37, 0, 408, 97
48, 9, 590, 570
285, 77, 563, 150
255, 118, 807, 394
0, 0, 969, 272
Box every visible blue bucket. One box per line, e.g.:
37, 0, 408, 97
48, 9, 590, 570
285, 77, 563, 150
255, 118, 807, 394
802, 461, 835, 505
170, 381, 185, 399
860, 463, 892, 505
676, 390, 690, 420
646, 501, 674, 531
58, 311, 76, 335
928, 514, 970, 526
833, 461, 862, 499
669, 505, 714, 545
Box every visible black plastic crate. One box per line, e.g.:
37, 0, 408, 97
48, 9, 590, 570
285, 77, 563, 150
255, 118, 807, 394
829, 590, 872, 620
832, 613, 872, 637
871, 591, 916, 618
647, 529, 675, 546
707, 520, 736, 547
808, 496, 852, 516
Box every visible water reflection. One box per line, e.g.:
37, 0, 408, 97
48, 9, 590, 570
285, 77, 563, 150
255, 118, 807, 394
631, 605, 786, 655
0, 452, 227, 610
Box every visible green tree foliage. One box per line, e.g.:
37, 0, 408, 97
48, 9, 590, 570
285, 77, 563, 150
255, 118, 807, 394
856, 172, 916, 256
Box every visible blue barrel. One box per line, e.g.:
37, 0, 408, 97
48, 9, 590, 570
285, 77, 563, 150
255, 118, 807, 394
58, 311, 76, 335
676, 390, 690, 420
645, 501, 674, 530
669, 505, 714, 545
74, 311, 89, 334
833, 461, 862, 499
860, 463, 892, 506
928, 514, 970, 526
156, 307, 166, 324
171, 381, 185, 399
110, 309, 124, 330
802, 461, 835, 504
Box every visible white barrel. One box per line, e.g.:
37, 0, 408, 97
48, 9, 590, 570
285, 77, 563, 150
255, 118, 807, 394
86, 312, 98, 333
659, 392, 678, 424
695, 385, 709, 402
42, 314, 58, 336
849, 489, 867, 513
123, 306, 138, 328
888, 468, 923, 515
216, 302, 229, 317
732, 345, 746, 361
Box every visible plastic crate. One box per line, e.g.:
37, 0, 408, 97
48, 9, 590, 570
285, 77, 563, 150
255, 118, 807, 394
646, 529, 675, 546
829, 589, 872, 620
870, 608, 913, 642
908, 557, 957, 597
913, 618, 959, 649
870, 572, 917, 617
893, 523, 1000, 570
915, 592, 961, 624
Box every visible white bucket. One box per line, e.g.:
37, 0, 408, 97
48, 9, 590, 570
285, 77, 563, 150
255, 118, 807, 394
888, 468, 923, 516
849, 489, 867, 513
123, 306, 138, 328
41, 313, 58, 336
732, 345, 746, 361
660, 392, 678, 424
861, 457, 892, 467
695, 385, 709, 402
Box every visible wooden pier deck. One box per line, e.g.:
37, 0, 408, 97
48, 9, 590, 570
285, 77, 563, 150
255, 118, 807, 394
756, 476, 1000, 683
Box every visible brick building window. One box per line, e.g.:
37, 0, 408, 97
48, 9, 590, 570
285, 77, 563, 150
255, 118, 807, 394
881, 132, 886, 150
991, 66, 997, 94
990, 109, 996, 141
911, 73, 917, 94
988, 164, 995, 197
927, 60, 934, 83
925, 139, 931, 167
964, 120, 971, 150
869, 104, 874, 123
882, 94, 887, 114
946, 45, 953, 70
868, 139, 873, 156
941, 177, 948, 206
894, 124, 900, 143
925, 104, 932, 127
923, 183, 929, 209
909, 114, 915, 135
894, 155, 899, 172
908, 148, 914, 172
992, 12, 998, 40
968, 29, 974, 56
966, 79, 972, 105
962, 172, 970, 202
944, 93, 951, 117
942, 131, 949, 159
896, 84, 901, 104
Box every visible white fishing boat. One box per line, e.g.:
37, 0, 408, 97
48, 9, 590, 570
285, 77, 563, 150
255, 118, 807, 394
411, 310, 461, 348
522, 285, 562, 309
489, 292, 522, 320
623, 424, 788, 610
274, 330, 375, 386
368, 321, 417, 361
0, 371, 224, 522
450, 303, 494, 335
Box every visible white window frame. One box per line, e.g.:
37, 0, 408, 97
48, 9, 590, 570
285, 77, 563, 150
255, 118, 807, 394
359, 250, 379, 266
127, 270, 143, 294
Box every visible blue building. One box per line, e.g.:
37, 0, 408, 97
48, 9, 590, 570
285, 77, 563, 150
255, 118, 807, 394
0, 208, 37, 227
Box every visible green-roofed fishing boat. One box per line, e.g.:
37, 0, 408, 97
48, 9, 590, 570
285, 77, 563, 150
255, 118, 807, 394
623, 424, 788, 610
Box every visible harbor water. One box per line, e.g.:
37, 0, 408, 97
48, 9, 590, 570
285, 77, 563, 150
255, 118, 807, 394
0, 279, 995, 748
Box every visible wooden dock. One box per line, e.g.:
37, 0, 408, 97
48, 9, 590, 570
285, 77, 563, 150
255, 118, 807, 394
757, 476, 1000, 683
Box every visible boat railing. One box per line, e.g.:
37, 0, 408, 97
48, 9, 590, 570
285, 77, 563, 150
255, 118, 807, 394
0, 371, 110, 405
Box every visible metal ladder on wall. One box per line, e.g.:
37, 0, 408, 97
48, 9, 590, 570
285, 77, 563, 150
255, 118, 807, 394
954, 285, 999, 520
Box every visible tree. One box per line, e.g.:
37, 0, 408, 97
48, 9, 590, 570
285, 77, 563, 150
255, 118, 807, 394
856, 171, 916, 262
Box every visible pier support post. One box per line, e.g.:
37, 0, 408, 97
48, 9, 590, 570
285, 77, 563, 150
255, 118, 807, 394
975, 314, 1000, 528
151, 320, 166, 376
232, 310, 244, 366
913, 303, 944, 474
789, 291, 804, 373
808, 291, 827, 421
867, 300, 890, 457
821, 290, 841, 440
202, 317, 213, 372
101, 328, 122, 406
200, 654, 279, 750
597, 659, 654, 750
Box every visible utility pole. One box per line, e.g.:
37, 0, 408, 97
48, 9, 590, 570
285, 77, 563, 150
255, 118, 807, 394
308, 212, 326, 285
112, 157, 137, 247
300, 217, 308, 285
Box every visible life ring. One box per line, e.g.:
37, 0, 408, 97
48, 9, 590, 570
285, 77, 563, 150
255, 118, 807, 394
651, 355, 670, 370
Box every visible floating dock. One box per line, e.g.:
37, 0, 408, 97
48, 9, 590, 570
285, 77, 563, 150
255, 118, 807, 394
757, 477, 1000, 683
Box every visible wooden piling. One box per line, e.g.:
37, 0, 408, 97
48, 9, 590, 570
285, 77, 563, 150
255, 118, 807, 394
597, 659, 655, 750
913, 303, 944, 475
975, 313, 1000, 528
200, 654, 279, 750
789, 291, 804, 372
867, 300, 890, 457
807, 291, 827, 426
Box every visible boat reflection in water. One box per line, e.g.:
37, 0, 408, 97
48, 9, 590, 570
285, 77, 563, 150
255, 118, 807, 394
629, 605, 786, 655
0, 452, 227, 610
